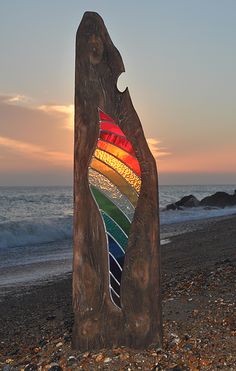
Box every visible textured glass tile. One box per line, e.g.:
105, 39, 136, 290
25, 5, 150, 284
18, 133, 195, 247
100, 132, 136, 156
88, 169, 134, 220
109, 249, 123, 282
110, 275, 120, 299
90, 158, 138, 207
108, 236, 125, 306
97, 140, 141, 176
100, 122, 125, 136
90, 185, 130, 235
94, 149, 141, 194
101, 211, 128, 252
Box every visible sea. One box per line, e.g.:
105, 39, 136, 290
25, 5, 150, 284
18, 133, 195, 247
1, 185, 236, 298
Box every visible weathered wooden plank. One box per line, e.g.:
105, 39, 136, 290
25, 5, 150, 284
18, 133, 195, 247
73, 11, 162, 350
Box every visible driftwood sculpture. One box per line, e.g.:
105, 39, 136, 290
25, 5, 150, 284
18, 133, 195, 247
73, 11, 162, 350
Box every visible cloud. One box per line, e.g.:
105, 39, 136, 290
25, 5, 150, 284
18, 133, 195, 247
0, 94, 73, 152
0, 94, 30, 105
0, 93, 74, 175
0, 135, 72, 167
147, 137, 171, 159
38, 103, 74, 130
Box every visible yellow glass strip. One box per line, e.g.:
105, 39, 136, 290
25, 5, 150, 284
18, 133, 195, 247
97, 141, 141, 176
94, 149, 141, 194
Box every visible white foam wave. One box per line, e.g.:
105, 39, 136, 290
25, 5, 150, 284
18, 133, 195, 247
0, 216, 72, 249
160, 206, 236, 225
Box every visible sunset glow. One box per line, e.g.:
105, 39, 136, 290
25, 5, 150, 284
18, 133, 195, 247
0, 1, 235, 185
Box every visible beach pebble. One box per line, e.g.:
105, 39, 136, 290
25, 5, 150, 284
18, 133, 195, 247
5, 359, 14, 365
95, 353, 104, 362
104, 357, 111, 363
56, 342, 63, 348
183, 343, 193, 351
39, 338, 48, 347
48, 365, 63, 371
24, 364, 38, 371
2, 366, 17, 371
152, 365, 162, 371
63, 334, 71, 342
119, 352, 130, 360
67, 355, 77, 365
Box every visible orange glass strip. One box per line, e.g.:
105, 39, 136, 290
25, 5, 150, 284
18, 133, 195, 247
97, 140, 141, 177
94, 149, 141, 194
90, 158, 138, 207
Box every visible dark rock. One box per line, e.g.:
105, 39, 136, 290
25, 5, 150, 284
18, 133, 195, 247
176, 195, 200, 207
200, 191, 236, 207
166, 195, 200, 210
166, 203, 180, 210
166, 190, 236, 210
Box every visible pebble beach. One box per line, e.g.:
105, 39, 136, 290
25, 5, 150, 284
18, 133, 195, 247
0, 215, 235, 370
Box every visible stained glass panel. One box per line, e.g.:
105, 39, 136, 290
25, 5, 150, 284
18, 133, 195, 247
88, 109, 142, 308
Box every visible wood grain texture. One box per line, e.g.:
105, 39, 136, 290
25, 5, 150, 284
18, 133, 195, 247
73, 11, 162, 350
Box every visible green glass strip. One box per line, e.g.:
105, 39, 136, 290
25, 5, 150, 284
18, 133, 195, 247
90, 185, 130, 235
101, 211, 128, 251
88, 168, 135, 221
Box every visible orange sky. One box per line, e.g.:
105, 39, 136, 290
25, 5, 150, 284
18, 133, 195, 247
0, 2, 236, 185
0, 94, 235, 186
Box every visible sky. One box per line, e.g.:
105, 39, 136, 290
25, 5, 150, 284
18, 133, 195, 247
0, 0, 235, 186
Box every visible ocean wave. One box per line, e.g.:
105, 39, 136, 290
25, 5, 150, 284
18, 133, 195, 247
0, 216, 73, 249
160, 206, 236, 225
1, 205, 236, 249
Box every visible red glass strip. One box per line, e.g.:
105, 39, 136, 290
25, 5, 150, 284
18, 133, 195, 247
100, 132, 136, 156
99, 110, 115, 123
97, 140, 141, 176
100, 122, 125, 137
